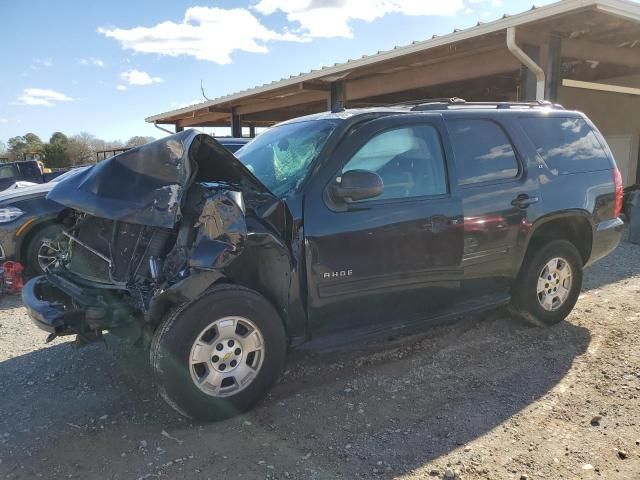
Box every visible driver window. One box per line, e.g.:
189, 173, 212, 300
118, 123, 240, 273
341, 125, 447, 201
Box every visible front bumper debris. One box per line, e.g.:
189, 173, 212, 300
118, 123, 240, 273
22, 274, 135, 336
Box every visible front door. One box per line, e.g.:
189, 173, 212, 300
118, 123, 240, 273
303, 115, 464, 334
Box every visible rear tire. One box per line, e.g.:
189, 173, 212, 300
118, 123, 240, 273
510, 240, 583, 326
150, 284, 287, 421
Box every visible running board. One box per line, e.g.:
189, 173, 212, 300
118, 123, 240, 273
299, 293, 510, 352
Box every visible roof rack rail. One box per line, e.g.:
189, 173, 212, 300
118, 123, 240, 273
387, 97, 466, 108
409, 98, 564, 111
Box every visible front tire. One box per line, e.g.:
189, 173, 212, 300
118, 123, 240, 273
510, 240, 583, 326
25, 223, 65, 277
150, 284, 287, 421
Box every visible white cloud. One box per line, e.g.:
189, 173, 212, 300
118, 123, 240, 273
29, 58, 53, 71
170, 99, 203, 109
13, 88, 73, 107
254, 0, 464, 38
116, 85, 128, 91
98, 6, 305, 64
119, 69, 163, 86
0, 118, 7, 123
100, 2, 465, 63
469, 0, 503, 5
79, 57, 105, 67
33, 58, 53, 68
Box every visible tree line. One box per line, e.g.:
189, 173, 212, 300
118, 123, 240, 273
0, 132, 156, 168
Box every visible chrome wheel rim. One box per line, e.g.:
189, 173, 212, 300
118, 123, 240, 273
537, 257, 573, 311
37, 237, 65, 272
189, 316, 265, 398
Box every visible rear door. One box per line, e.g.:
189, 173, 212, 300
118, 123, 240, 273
444, 115, 542, 295
0, 164, 20, 191
303, 114, 464, 334
18, 161, 44, 183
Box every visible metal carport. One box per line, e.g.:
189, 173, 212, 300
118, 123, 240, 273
146, 0, 640, 185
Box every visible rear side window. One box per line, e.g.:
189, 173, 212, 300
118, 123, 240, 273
19, 161, 41, 178
519, 117, 610, 174
447, 119, 519, 185
0, 165, 18, 179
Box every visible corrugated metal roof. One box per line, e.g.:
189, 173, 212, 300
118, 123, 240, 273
146, 0, 640, 123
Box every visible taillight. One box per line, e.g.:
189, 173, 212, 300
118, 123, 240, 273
613, 168, 623, 218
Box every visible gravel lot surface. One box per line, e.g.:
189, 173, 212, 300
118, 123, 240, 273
0, 242, 639, 480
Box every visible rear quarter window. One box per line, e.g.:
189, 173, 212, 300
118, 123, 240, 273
0, 164, 18, 179
18, 161, 42, 178
519, 116, 611, 174
446, 119, 520, 186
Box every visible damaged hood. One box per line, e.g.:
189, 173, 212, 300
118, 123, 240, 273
47, 130, 272, 228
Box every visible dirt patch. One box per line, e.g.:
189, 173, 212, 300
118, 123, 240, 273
0, 243, 639, 479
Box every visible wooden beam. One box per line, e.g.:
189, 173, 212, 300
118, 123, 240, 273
234, 90, 327, 116
562, 79, 640, 96
231, 109, 242, 138
561, 38, 640, 68
177, 111, 229, 128
344, 49, 521, 101
208, 106, 230, 113
299, 81, 330, 91
329, 80, 345, 110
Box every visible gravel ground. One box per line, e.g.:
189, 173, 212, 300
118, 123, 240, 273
0, 242, 639, 480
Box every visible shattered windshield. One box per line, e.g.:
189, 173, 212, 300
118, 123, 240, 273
236, 119, 339, 196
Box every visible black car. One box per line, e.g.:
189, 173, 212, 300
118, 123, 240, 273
0, 166, 89, 276
217, 137, 250, 153
0, 160, 47, 191
22, 100, 623, 421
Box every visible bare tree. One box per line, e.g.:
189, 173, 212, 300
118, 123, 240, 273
125, 136, 155, 148
66, 132, 96, 165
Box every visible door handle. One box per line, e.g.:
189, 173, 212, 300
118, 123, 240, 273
511, 195, 539, 209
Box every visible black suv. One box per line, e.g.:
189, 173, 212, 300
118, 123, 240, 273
22, 101, 624, 421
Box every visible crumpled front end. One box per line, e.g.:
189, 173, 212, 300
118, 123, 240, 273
22, 187, 250, 341
22, 130, 287, 344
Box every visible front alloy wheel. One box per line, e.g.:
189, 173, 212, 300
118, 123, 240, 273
37, 236, 66, 272
151, 285, 287, 421
25, 224, 65, 277
189, 316, 265, 397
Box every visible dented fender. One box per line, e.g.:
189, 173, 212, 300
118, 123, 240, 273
189, 190, 247, 270
147, 270, 224, 324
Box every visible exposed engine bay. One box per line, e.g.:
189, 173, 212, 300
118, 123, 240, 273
23, 130, 295, 345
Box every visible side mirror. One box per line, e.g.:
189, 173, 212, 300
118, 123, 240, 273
331, 169, 384, 203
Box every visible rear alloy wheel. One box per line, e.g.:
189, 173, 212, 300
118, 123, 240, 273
536, 257, 573, 312
510, 240, 583, 326
151, 285, 287, 421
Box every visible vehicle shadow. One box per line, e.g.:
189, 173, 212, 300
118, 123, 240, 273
582, 241, 639, 292
0, 308, 590, 479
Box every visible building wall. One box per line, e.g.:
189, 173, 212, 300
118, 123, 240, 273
558, 85, 640, 186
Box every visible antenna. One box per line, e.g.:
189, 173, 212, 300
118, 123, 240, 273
200, 80, 211, 102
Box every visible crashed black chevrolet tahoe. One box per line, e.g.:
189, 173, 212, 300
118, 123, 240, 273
23, 101, 624, 421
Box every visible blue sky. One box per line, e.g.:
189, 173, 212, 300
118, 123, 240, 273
0, 0, 557, 144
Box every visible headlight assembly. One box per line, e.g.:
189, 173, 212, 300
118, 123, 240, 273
0, 207, 25, 223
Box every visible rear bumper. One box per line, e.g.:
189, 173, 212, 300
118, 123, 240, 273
22, 274, 135, 335
587, 217, 624, 266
